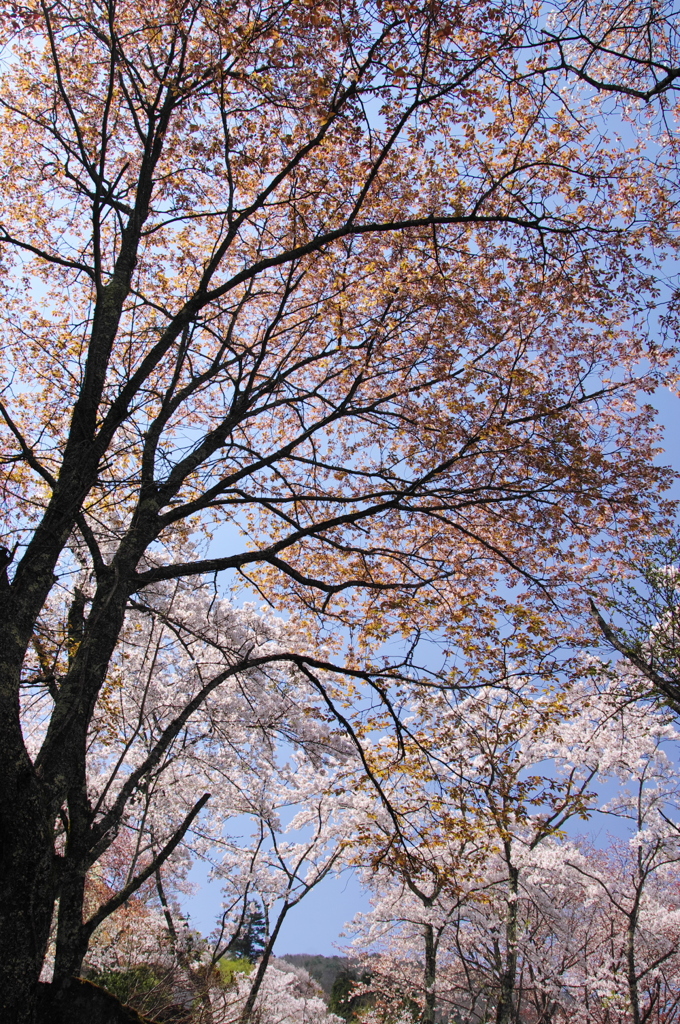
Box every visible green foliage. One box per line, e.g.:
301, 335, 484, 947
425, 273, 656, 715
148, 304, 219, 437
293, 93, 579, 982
85, 964, 191, 1022
225, 908, 267, 962
329, 968, 375, 1022
88, 964, 163, 1005
217, 957, 254, 987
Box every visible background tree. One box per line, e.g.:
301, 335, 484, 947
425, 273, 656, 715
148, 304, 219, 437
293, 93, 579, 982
0, 1, 678, 1021
225, 909, 267, 964
557, 713, 680, 1024
344, 677, 600, 1023
209, 760, 356, 1024
328, 967, 374, 1024
20, 573, 352, 985
346, 665, 680, 1024
590, 535, 680, 711
217, 958, 340, 1024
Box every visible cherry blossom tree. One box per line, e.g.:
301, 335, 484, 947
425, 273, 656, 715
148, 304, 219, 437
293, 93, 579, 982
217, 958, 342, 1024
0, 2, 678, 1020
205, 753, 359, 1023
344, 675, 602, 1023
21, 567, 359, 1006
346, 664, 680, 1024
555, 710, 680, 1024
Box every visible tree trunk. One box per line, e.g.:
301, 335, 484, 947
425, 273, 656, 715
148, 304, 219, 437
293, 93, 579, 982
239, 904, 291, 1024
423, 922, 437, 1024
1, 569, 141, 1018
37, 977, 153, 1024
626, 909, 641, 1024
53, 868, 89, 985
53, 774, 100, 985
496, 863, 519, 1024
0, 784, 56, 1024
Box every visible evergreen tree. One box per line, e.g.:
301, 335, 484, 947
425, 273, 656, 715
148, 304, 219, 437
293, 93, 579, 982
226, 908, 267, 963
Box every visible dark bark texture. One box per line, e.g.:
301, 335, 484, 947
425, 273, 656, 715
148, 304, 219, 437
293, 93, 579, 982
37, 979, 157, 1024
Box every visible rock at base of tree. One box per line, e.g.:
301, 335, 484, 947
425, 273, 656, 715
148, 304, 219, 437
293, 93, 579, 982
37, 978, 159, 1024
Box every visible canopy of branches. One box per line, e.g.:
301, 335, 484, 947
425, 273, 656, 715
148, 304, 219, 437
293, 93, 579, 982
1, 1, 679, 1023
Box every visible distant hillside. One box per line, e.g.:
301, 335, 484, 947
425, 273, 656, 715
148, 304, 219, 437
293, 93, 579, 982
278, 954, 351, 996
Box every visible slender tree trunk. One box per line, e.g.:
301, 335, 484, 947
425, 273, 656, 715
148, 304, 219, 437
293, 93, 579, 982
626, 909, 641, 1024
239, 904, 291, 1024
423, 922, 437, 1024
496, 863, 519, 1024
53, 617, 93, 987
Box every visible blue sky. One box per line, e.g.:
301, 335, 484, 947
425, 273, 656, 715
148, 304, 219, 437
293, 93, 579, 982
183, 859, 367, 957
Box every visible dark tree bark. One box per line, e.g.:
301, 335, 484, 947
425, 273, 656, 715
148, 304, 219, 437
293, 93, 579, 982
495, 862, 520, 1024
37, 978, 156, 1024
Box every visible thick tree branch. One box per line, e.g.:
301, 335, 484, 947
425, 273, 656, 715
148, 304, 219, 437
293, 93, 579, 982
82, 792, 210, 941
